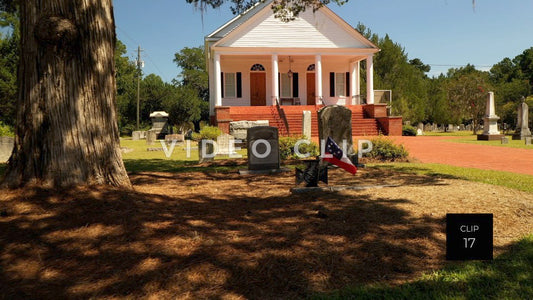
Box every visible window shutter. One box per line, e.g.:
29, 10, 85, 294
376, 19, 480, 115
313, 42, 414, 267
346, 72, 350, 97
292, 73, 299, 97
221, 72, 224, 98
329, 72, 335, 97
236, 72, 242, 98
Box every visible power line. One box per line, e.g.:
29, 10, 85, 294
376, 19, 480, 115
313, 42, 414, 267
116, 26, 172, 82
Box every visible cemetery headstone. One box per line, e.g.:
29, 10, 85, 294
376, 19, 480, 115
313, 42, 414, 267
459, 124, 466, 131
198, 139, 216, 163
424, 123, 432, 132
501, 136, 509, 144
317, 106, 354, 158
302, 111, 312, 139
246, 126, 280, 171
132, 131, 141, 141
149, 111, 170, 139
447, 124, 455, 132
146, 130, 157, 145
478, 92, 504, 140
0, 136, 14, 162
512, 97, 532, 140
230, 120, 269, 141
217, 133, 237, 156
526, 136, 532, 146
165, 134, 184, 144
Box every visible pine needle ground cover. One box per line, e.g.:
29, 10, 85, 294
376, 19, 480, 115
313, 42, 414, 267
1, 165, 531, 299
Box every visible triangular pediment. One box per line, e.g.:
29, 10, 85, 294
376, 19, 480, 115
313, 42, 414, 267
211, 3, 377, 49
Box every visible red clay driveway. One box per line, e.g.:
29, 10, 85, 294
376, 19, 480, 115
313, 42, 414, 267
386, 136, 533, 176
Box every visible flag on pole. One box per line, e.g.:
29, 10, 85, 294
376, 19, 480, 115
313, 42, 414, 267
323, 137, 357, 175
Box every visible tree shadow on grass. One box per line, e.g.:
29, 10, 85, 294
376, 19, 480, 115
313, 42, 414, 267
123, 158, 246, 174
371, 164, 463, 180
313, 235, 533, 299
0, 172, 447, 299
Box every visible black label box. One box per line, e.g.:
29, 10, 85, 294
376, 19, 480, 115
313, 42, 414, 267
446, 213, 493, 260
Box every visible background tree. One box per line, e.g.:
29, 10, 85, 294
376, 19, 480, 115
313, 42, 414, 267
490, 49, 532, 127
173, 46, 209, 128
0, 8, 18, 127
115, 40, 140, 134
356, 24, 430, 124
447, 66, 492, 133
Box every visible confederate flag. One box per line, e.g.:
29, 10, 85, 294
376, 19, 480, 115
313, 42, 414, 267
323, 137, 357, 175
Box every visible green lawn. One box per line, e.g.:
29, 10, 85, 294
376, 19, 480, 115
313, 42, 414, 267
438, 135, 533, 149
421, 131, 478, 137
314, 234, 533, 299
120, 139, 247, 173
370, 162, 533, 193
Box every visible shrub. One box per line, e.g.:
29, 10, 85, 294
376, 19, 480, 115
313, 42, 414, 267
279, 136, 319, 160
192, 125, 222, 141
0, 121, 14, 137
402, 124, 417, 136
363, 136, 409, 161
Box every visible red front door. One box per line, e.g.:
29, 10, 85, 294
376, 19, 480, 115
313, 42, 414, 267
250, 73, 266, 106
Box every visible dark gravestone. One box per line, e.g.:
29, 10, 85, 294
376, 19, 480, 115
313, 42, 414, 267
317, 106, 354, 158
247, 126, 280, 171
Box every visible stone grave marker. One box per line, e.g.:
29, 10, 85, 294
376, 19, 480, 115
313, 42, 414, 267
230, 120, 269, 141
149, 111, 170, 139
302, 111, 312, 139
512, 97, 532, 140
146, 130, 157, 145
246, 126, 280, 171
478, 92, 504, 140
501, 136, 509, 144
526, 136, 532, 145
0, 136, 14, 162
217, 133, 237, 156
132, 131, 141, 141
447, 124, 455, 132
459, 124, 466, 131
165, 134, 184, 144
318, 105, 354, 158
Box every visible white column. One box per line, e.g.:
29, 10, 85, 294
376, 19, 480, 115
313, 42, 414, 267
355, 61, 360, 102
272, 54, 279, 105
366, 55, 374, 104
350, 62, 357, 105
315, 54, 322, 104
214, 53, 222, 107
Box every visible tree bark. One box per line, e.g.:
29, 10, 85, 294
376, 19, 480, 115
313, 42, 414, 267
2, 0, 131, 188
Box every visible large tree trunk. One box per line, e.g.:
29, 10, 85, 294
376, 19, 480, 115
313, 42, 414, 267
2, 0, 131, 188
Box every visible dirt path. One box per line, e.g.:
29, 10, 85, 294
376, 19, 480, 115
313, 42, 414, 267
388, 136, 533, 176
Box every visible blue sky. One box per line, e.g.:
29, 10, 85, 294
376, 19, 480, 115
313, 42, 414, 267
114, 0, 533, 81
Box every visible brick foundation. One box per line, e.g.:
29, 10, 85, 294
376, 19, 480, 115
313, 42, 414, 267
377, 116, 403, 136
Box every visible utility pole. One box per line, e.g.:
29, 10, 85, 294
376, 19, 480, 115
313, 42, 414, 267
136, 45, 144, 130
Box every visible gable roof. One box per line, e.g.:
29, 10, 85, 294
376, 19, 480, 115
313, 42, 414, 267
206, 0, 272, 41
206, 1, 378, 50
